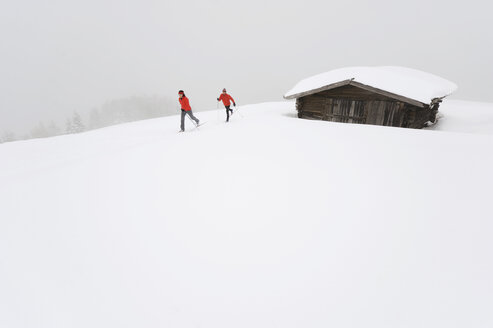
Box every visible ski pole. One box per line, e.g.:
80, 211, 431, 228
179, 108, 198, 128
186, 112, 198, 127
217, 101, 220, 121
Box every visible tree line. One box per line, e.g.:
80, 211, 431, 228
0, 95, 177, 144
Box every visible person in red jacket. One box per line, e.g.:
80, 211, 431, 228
178, 90, 200, 132
217, 88, 236, 122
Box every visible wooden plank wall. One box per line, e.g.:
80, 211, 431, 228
296, 85, 434, 128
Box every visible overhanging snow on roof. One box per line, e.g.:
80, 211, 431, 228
284, 66, 458, 105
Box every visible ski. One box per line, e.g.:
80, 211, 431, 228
194, 122, 206, 129
178, 122, 206, 133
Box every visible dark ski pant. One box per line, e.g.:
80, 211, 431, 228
225, 105, 233, 122
181, 109, 199, 130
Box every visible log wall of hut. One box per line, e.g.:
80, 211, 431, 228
295, 85, 439, 128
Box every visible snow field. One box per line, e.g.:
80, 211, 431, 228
0, 100, 492, 327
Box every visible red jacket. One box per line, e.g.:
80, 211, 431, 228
218, 93, 235, 106
179, 96, 191, 111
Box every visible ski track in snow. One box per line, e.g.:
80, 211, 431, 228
0, 100, 492, 328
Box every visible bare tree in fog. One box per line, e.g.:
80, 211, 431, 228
30, 122, 49, 139
96, 95, 177, 127
89, 108, 103, 130
66, 112, 85, 134
0, 95, 176, 143
47, 121, 61, 136
0, 131, 16, 144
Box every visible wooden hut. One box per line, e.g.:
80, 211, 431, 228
284, 66, 457, 129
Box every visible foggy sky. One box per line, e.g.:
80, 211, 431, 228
1, 0, 492, 134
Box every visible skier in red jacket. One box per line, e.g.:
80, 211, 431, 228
178, 90, 200, 132
217, 88, 236, 122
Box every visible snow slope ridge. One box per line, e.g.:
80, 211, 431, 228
430, 100, 493, 134
1, 101, 492, 328
284, 66, 458, 104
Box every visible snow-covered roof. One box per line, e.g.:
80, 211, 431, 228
284, 66, 458, 105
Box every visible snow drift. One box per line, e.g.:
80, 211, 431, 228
0, 100, 492, 328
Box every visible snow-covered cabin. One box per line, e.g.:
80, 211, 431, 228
284, 66, 457, 128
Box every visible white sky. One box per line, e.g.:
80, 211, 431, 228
1, 0, 492, 134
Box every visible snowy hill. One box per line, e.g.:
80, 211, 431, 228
1, 100, 493, 328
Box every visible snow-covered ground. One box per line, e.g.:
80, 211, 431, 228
430, 100, 493, 135
1, 100, 492, 328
